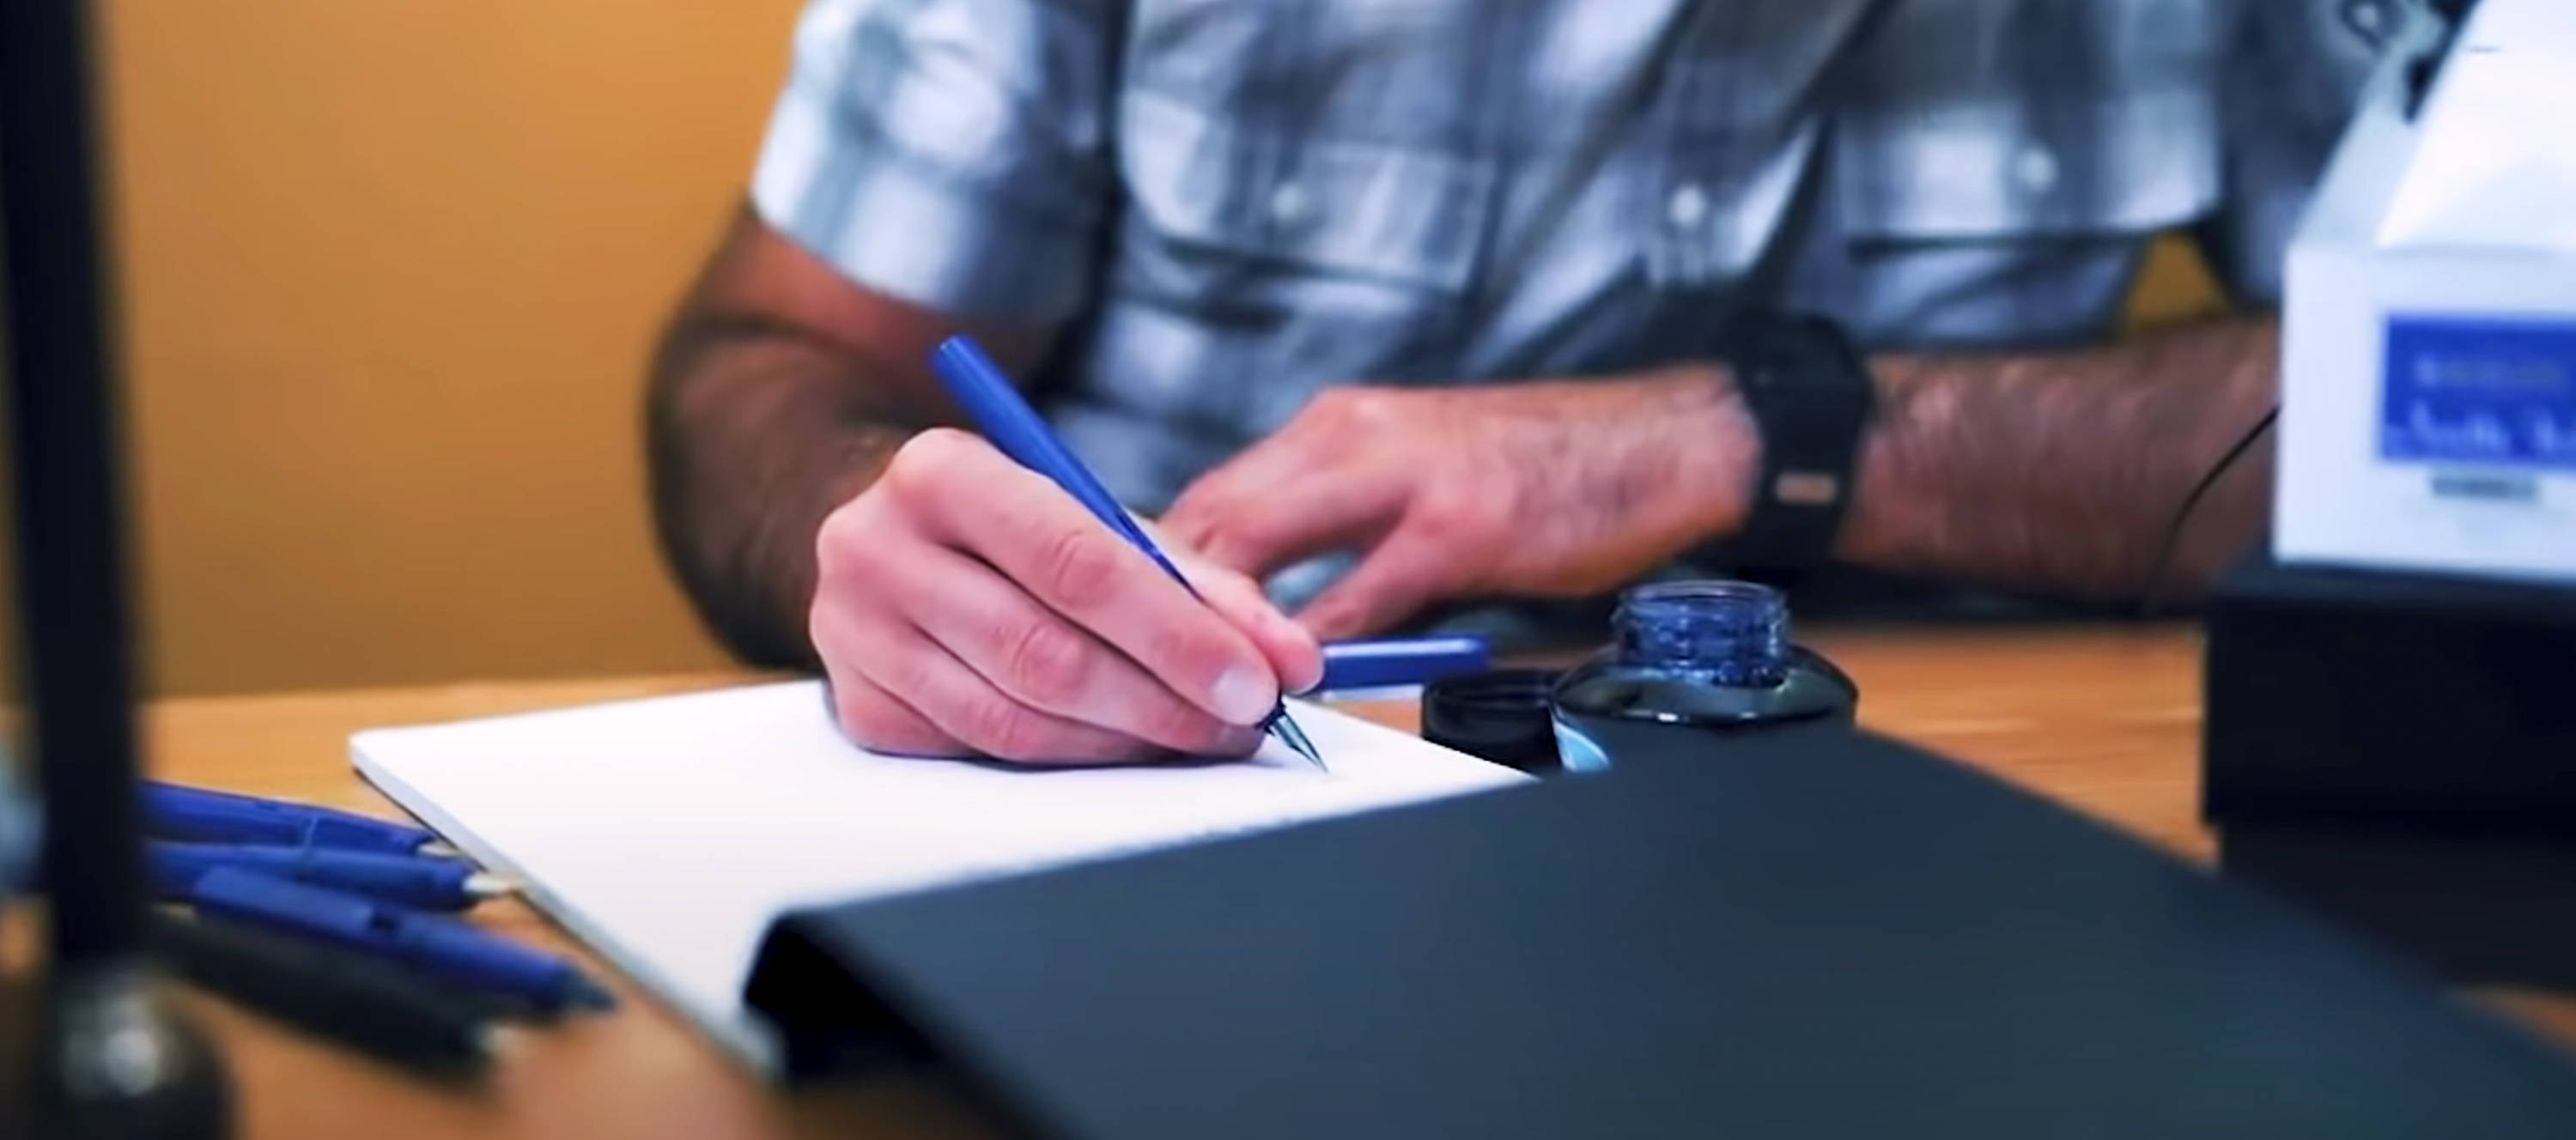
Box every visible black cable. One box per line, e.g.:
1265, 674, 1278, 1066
2137, 405, 2277, 619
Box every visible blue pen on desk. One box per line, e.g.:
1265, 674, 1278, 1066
149, 840, 512, 912
144, 781, 439, 854
185, 867, 613, 1014
929, 335, 1325, 770
1316, 635, 1492, 694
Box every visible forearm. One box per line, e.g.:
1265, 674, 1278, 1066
1838, 318, 2279, 601
647, 317, 940, 666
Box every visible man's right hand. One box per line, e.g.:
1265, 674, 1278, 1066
811, 428, 1324, 764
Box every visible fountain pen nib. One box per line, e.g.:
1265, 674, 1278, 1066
1271, 713, 1326, 772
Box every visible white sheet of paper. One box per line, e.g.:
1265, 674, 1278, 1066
351, 681, 1527, 1073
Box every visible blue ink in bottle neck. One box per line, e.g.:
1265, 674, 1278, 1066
1613, 580, 1789, 688
1548, 579, 1858, 773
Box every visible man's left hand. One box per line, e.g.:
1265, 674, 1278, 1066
1163, 367, 1759, 639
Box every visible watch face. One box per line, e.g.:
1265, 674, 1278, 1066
1772, 471, 1844, 507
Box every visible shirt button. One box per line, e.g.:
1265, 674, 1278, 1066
2345, 0, 2387, 39
2014, 147, 2059, 193
1667, 183, 1710, 228
1267, 182, 1309, 226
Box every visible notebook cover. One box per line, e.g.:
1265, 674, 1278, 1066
746, 731, 2576, 1138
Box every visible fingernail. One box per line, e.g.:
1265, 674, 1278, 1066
1285, 656, 1325, 697
1208, 665, 1278, 727
1268, 618, 1326, 694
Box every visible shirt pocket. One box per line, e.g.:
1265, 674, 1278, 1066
1831, 85, 2223, 242
1803, 85, 2225, 348
1826, 0, 2227, 241
1114, 88, 1499, 314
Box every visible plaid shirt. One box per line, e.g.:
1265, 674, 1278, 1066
752, 0, 2415, 515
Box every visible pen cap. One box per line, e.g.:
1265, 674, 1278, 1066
1316, 635, 1492, 693
403, 913, 575, 998
1421, 670, 1564, 775
189, 867, 568, 998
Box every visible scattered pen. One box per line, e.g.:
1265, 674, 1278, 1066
185, 867, 615, 1015
149, 840, 513, 912
144, 780, 440, 855
1315, 635, 1492, 694
928, 334, 1325, 770
155, 910, 505, 1074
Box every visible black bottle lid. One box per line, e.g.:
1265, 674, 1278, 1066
1421, 670, 1564, 775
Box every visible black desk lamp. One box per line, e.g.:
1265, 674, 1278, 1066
3, 1, 233, 1135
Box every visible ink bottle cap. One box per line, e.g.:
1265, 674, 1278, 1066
1422, 670, 1564, 774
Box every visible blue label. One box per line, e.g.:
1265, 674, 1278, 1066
2380, 317, 2576, 470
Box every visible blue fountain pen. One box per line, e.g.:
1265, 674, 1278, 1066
185, 867, 613, 1014
143, 780, 439, 853
927, 335, 1324, 770
149, 840, 511, 912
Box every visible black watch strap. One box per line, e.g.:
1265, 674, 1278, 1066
1714, 312, 1875, 578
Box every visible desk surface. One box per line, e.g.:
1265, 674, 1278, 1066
114, 625, 2576, 1138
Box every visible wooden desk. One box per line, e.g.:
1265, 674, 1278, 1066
115, 626, 2575, 1137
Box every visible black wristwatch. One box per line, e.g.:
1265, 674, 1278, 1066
1708, 312, 1875, 579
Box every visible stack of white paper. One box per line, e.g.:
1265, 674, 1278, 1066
352, 681, 1524, 1073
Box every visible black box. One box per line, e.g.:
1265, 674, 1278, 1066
2204, 555, 2576, 828
2204, 553, 2576, 989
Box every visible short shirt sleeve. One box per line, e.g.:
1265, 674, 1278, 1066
750, 0, 1119, 322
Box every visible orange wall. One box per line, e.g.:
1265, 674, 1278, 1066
85, 2, 2231, 696
99, 0, 810, 694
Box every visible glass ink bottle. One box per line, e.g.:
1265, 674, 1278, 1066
1548, 580, 1857, 773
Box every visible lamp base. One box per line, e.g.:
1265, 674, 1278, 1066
7, 957, 232, 1140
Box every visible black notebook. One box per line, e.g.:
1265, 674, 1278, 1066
747, 731, 2576, 1138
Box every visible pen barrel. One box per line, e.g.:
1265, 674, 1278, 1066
149, 842, 477, 911
302, 816, 430, 854
930, 339, 1123, 518
929, 337, 1189, 584
142, 786, 298, 846
144, 783, 431, 854
190, 868, 586, 1010
311, 852, 472, 910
